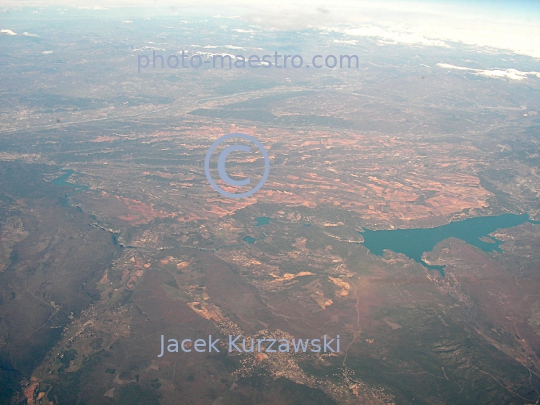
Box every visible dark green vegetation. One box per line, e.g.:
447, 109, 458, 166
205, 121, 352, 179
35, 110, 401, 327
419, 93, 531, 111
0, 162, 118, 402
115, 384, 161, 405
190, 108, 354, 128
234, 375, 338, 405
348, 304, 538, 405
18, 93, 173, 113
188, 90, 357, 128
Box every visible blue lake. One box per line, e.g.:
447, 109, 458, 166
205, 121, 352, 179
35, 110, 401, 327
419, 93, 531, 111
243, 236, 258, 244
52, 170, 88, 206
360, 213, 534, 275
52, 170, 88, 191
255, 216, 271, 226
243, 217, 270, 244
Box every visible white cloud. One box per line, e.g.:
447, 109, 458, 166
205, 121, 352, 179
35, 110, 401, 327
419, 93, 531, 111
199, 45, 250, 51
333, 26, 452, 49
22, 32, 40, 37
232, 28, 256, 33
437, 63, 540, 81
1, 0, 538, 59
0, 29, 17, 36
74, 5, 108, 9
332, 39, 357, 45
211, 52, 236, 58
239, 1, 540, 59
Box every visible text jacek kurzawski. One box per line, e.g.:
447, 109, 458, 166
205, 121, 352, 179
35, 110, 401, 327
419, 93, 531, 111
158, 334, 340, 357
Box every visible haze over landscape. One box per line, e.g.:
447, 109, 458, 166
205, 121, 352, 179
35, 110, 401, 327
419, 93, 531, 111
0, 1, 539, 404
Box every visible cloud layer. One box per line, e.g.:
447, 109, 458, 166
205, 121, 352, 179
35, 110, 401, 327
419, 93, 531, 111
437, 63, 540, 81
2, 1, 539, 58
